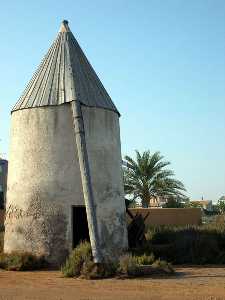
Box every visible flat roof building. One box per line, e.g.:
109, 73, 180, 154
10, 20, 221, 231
0, 159, 8, 209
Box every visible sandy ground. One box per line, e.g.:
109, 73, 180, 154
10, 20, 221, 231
0, 267, 224, 300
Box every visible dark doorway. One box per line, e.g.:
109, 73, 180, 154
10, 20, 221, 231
72, 206, 90, 248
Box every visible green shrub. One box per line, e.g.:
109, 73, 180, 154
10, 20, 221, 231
152, 259, 174, 274
143, 224, 225, 264
80, 258, 96, 278
0, 252, 46, 271
62, 242, 118, 279
61, 241, 92, 277
118, 254, 140, 276
117, 253, 174, 277
62, 242, 174, 279
136, 253, 155, 265
81, 260, 118, 279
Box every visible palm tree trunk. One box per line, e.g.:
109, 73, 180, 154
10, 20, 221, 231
142, 189, 151, 208
141, 196, 149, 208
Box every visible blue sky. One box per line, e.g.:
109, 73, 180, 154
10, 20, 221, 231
0, 0, 225, 202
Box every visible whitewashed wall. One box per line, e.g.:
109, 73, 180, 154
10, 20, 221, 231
4, 104, 127, 265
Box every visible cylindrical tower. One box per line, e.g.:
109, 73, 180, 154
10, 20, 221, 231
4, 21, 128, 265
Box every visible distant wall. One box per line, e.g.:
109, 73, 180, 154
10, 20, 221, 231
128, 208, 202, 226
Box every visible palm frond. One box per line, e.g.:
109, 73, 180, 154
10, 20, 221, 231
123, 150, 187, 207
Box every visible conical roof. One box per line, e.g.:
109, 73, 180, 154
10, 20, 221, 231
12, 20, 119, 115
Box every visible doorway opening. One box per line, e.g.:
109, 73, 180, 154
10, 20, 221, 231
72, 206, 90, 248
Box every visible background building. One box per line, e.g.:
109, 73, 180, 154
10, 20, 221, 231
0, 159, 8, 209
190, 199, 213, 211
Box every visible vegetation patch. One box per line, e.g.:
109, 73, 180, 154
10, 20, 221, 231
139, 224, 225, 264
61, 241, 92, 277
151, 259, 174, 274
61, 242, 117, 279
118, 254, 174, 277
62, 242, 174, 279
0, 252, 47, 271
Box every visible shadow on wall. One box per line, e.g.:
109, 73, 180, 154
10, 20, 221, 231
0, 209, 4, 227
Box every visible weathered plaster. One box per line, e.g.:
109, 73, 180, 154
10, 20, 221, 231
4, 104, 128, 264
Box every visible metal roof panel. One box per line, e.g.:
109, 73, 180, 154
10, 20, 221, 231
12, 20, 119, 115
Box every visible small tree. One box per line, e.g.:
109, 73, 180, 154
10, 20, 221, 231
123, 150, 186, 208
217, 197, 225, 214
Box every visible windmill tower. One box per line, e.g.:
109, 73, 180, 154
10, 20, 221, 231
4, 21, 128, 265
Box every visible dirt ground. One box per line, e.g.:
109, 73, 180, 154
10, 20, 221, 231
0, 267, 225, 300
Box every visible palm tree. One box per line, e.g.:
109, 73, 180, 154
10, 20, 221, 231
123, 150, 186, 208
